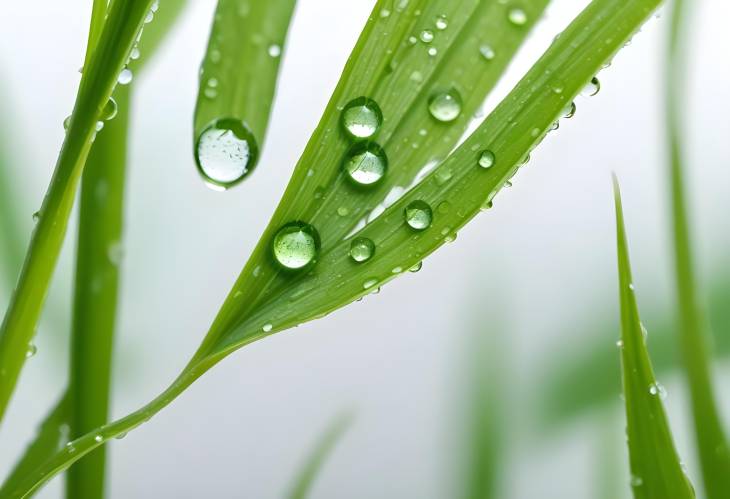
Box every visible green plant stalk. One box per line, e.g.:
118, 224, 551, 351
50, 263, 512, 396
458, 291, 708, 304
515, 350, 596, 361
65, 86, 130, 499
84, 0, 109, 69
613, 176, 695, 499
0, 0, 155, 425
194, 0, 297, 180
0, 395, 68, 498
666, 0, 730, 496
5, 2, 664, 496
287, 413, 352, 499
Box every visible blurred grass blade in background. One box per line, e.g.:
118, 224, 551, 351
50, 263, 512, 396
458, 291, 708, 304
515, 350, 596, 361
665, 0, 730, 496
0, 395, 68, 498
613, 176, 695, 499
65, 2, 190, 498
287, 413, 353, 499
3, 2, 666, 496
193, 0, 297, 189
0, 0, 157, 424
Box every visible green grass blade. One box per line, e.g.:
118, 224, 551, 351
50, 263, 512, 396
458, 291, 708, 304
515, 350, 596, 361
4, 2, 664, 495
0, 0, 156, 424
287, 414, 352, 499
665, 0, 730, 496
0, 394, 68, 497
84, 0, 109, 68
193, 0, 297, 187
613, 176, 695, 499
65, 3, 190, 497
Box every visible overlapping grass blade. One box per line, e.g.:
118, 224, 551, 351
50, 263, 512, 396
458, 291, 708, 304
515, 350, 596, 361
0, 0, 157, 424
193, 0, 297, 187
287, 414, 352, 499
613, 176, 694, 499
65, 3, 191, 497
3, 2, 665, 496
0, 395, 67, 498
536, 272, 730, 428
665, 0, 730, 495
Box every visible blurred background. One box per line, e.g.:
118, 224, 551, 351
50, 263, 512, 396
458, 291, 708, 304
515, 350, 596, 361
1, 0, 729, 497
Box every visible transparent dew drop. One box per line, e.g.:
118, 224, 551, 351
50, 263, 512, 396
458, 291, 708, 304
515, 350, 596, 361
507, 7, 528, 26
63, 116, 71, 130
428, 89, 462, 122
427, 47, 438, 57
342, 142, 388, 187
478, 150, 496, 169
101, 98, 118, 121
582, 76, 601, 96
117, 68, 133, 85
195, 118, 259, 189
435, 15, 448, 30
363, 278, 378, 290
409, 261, 423, 273
129, 47, 141, 60
349, 237, 375, 263
479, 44, 496, 60
420, 29, 434, 43
630, 475, 644, 488
95, 121, 104, 132
262, 323, 273, 332
94, 435, 103, 443
341, 97, 383, 139
563, 101, 576, 118
404, 200, 433, 231
272, 221, 321, 271
268, 44, 281, 57
26, 343, 37, 358
648, 382, 668, 400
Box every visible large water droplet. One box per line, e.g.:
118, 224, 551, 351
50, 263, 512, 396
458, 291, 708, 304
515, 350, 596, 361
195, 118, 259, 189
507, 8, 528, 26
428, 90, 462, 122
350, 237, 375, 263
478, 150, 495, 169
101, 98, 118, 121
117, 68, 133, 85
272, 221, 321, 271
341, 97, 383, 140
582, 76, 601, 96
342, 142, 388, 187
435, 15, 448, 30
404, 200, 433, 231
420, 29, 434, 43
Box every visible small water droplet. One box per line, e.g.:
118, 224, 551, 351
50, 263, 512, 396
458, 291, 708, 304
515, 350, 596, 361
435, 15, 448, 30
342, 142, 388, 187
563, 101, 576, 118
582, 76, 601, 96
404, 200, 433, 231
427, 47, 438, 57
350, 237, 375, 263
262, 323, 273, 332
648, 382, 667, 399
195, 118, 259, 189
630, 475, 643, 488
268, 44, 281, 57
380, 8, 391, 18
115, 432, 127, 440
272, 221, 320, 271
101, 98, 118, 121
32, 211, 40, 222
478, 150, 495, 169
95, 121, 104, 132
26, 343, 37, 358
507, 8, 528, 26
117, 68, 133, 85
94, 435, 103, 443
409, 261, 423, 273
479, 44, 496, 60
129, 47, 141, 60
616, 339, 624, 348
420, 29, 434, 43
363, 278, 378, 289
63, 116, 71, 130
341, 97, 383, 140
428, 89, 462, 122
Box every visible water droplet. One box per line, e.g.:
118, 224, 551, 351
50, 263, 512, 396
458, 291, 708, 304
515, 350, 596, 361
115, 432, 127, 440
117, 68, 133, 85
101, 98, 117, 121
428, 89, 462, 122
404, 200, 433, 231
63, 116, 71, 130
427, 47, 438, 57
94, 435, 103, 443
268, 44, 281, 57
582, 76, 601, 96
144, 10, 154, 23
420, 29, 434, 43
409, 261, 423, 273
435, 15, 448, 30
630, 475, 644, 488
26, 343, 37, 358
195, 118, 259, 189
129, 47, 141, 60
479, 44, 496, 60
337, 206, 349, 217
616, 339, 624, 348
341, 97, 383, 140
342, 142, 388, 187
349, 237, 375, 263
380, 8, 391, 18
478, 150, 495, 169
507, 8, 528, 26
563, 101, 576, 118
649, 382, 667, 399
32, 211, 40, 222
107, 241, 123, 265
272, 221, 321, 271
95, 121, 104, 132
408, 35, 418, 45
363, 278, 378, 289
262, 323, 273, 332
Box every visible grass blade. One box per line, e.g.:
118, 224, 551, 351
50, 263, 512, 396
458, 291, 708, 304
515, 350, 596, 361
5, 2, 665, 495
0, 0, 156, 424
65, 3, 190, 497
0, 395, 68, 498
665, 0, 730, 496
287, 414, 352, 499
613, 176, 695, 499
193, 0, 297, 188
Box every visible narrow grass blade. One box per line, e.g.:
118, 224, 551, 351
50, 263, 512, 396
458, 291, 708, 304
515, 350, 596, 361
0, 394, 68, 497
613, 176, 695, 499
193, 0, 297, 188
5, 2, 665, 495
0, 0, 157, 424
65, 3, 190, 498
665, 0, 730, 496
287, 414, 352, 499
